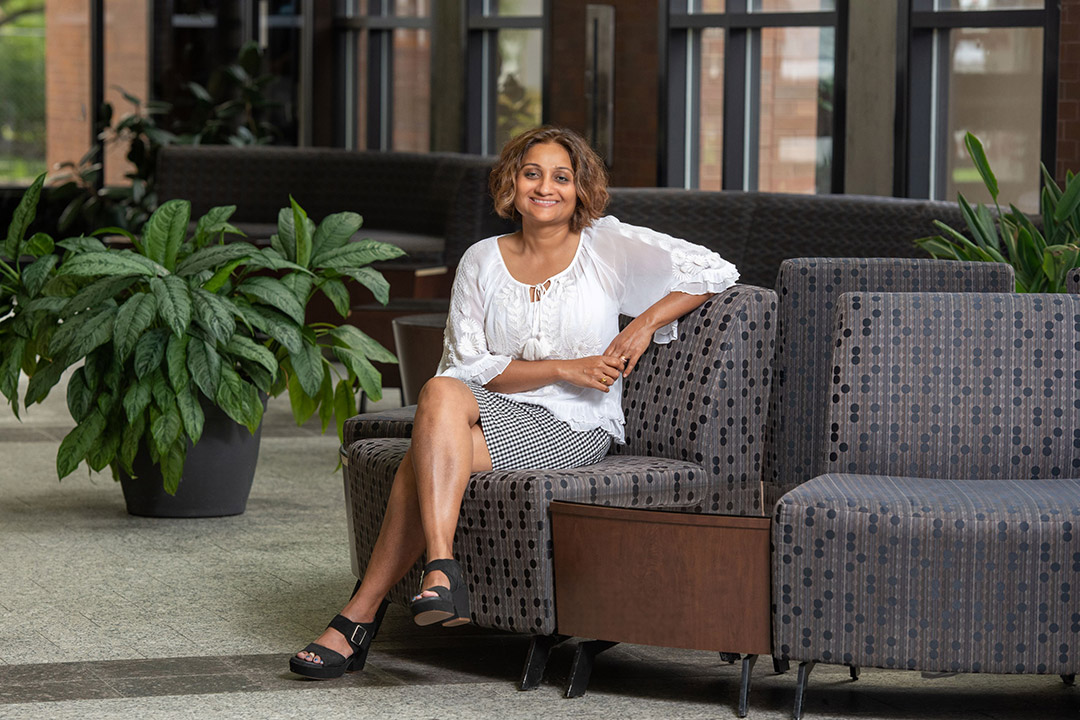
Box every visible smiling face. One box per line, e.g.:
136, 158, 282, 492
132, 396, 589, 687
512, 142, 578, 230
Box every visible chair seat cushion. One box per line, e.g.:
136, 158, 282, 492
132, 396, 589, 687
773, 473, 1080, 674
343, 406, 417, 446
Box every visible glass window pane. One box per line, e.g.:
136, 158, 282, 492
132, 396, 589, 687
758, 26, 834, 193
752, 0, 835, 10
45, 0, 93, 187
494, 0, 544, 17
494, 28, 542, 151
0, 0, 46, 185
353, 27, 368, 147
392, 28, 430, 151
690, 0, 726, 11
104, 0, 150, 187
393, 0, 428, 18
933, 0, 1043, 9
698, 28, 725, 190
945, 26, 1043, 212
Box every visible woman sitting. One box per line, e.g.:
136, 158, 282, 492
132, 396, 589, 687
291, 125, 738, 679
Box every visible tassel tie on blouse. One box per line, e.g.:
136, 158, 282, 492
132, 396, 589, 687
522, 279, 557, 361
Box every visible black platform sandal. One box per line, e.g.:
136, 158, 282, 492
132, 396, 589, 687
410, 558, 471, 627
289, 599, 389, 679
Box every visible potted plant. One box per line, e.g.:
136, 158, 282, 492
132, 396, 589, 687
916, 132, 1080, 292
1, 172, 402, 516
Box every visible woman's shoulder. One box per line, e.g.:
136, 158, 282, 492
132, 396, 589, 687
459, 234, 504, 264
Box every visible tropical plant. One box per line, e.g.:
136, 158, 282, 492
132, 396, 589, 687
916, 132, 1080, 293
1, 173, 402, 494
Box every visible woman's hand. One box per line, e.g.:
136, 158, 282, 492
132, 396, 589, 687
604, 316, 655, 378
559, 355, 625, 393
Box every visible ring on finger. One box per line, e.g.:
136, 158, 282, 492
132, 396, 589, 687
600, 376, 610, 385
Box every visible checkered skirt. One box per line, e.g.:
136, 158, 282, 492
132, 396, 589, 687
467, 383, 611, 470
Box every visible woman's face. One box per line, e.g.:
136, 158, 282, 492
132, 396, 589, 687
513, 142, 577, 230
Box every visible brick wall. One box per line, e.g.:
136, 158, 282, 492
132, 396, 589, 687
1058, 0, 1080, 181
548, 0, 659, 187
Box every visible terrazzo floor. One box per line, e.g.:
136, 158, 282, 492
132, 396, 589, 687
0, 371, 1076, 719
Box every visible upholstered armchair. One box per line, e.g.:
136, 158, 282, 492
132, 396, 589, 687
340, 284, 777, 686
773, 292, 1080, 719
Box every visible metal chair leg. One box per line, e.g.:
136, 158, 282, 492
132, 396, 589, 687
565, 640, 618, 698
737, 654, 758, 718
773, 656, 790, 673
849, 664, 860, 681
1062, 673, 1076, 686
793, 661, 815, 720
518, 634, 566, 691
720, 652, 740, 664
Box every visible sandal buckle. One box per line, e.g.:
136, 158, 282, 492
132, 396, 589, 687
349, 625, 368, 646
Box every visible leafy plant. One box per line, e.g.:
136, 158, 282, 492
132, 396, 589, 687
916, 132, 1080, 293
1, 173, 403, 494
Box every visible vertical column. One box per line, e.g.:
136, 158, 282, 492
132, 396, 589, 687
844, 0, 896, 196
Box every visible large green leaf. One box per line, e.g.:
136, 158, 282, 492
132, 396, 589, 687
314, 240, 406, 269
56, 236, 107, 254
25, 354, 73, 406
192, 289, 238, 345
123, 376, 152, 422
311, 211, 362, 263
333, 379, 355, 442
166, 334, 190, 391
3, 173, 45, 261
334, 347, 382, 401
50, 306, 115, 359
143, 199, 191, 271
113, 293, 158, 362
275, 207, 297, 262
162, 441, 187, 496
340, 266, 390, 305
291, 196, 313, 268
58, 251, 166, 278
187, 336, 222, 400
151, 275, 193, 338
964, 132, 998, 203
175, 242, 257, 277
329, 325, 398, 364
216, 364, 262, 434
150, 370, 174, 411
318, 278, 351, 318
317, 365, 335, 434
0, 337, 26, 408
23, 232, 55, 259
288, 339, 325, 398
150, 400, 182, 457
61, 275, 139, 319
66, 367, 95, 423
118, 410, 146, 476
238, 276, 306, 326
134, 327, 169, 379
202, 257, 246, 293
225, 334, 278, 374
176, 383, 205, 445
22, 254, 58, 298
56, 409, 107, 479
1053, 173, 1080, 225
193, 205, 240, 248
238, 305, 303, 354
286, 368, 317, 426
245, 247, 312, 274
282, 272, 314, 308
86, 418, 123, 473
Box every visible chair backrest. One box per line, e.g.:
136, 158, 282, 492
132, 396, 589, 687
762, 258, 1014, 507
612, 284, 778, 515
1069, 269, 1080, 295
822, 292, 1080, 480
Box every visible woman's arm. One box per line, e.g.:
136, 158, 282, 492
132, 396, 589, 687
484, 355, 625, 395
604, 291, 710, 377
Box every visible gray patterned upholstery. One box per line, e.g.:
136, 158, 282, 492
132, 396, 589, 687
773, 292, 1080, 677
343, 406, 416, 448
342, 284, 777, 635
762, 258, 1014, 509
1069, 269, 1080, 294
605, 190, 968, 288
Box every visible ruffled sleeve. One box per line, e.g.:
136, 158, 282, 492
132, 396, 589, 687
590, 216, 739, 343
436, 242, 513, 385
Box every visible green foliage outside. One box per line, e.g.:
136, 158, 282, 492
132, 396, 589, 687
1, 174, 402, 494
0, 0, 45, 185
916, 132, 1080, 293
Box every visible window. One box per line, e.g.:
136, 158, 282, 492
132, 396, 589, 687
897, 0, 1058, 212
664, 0, 846, 193
466, 0, 547, 155
1, 0, 46, 185
337, 0, 431, 152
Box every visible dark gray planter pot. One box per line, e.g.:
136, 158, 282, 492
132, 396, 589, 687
119, 397, 267, 518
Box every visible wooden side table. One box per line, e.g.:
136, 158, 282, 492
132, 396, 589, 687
550, 501, 773, 715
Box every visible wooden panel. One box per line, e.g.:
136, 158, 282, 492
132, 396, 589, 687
551, 502, 772, 655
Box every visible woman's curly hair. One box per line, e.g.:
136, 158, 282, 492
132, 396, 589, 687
489, 126, 609, 233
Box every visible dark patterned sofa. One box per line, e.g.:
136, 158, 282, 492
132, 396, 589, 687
605, 189, 968, 289
341, 285, 777, 684
773, 291, 1080, 719
157, 145, 513, 267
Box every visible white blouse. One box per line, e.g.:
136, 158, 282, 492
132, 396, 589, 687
435, 215, 739, 443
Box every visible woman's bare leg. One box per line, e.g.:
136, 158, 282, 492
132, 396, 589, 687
298, 378, 491, 663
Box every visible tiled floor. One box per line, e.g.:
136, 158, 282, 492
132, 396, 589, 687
0, 372, 1077, 719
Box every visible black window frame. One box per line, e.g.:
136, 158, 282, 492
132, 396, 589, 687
661, 0, 848, 192
894, 1, 1060, 199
